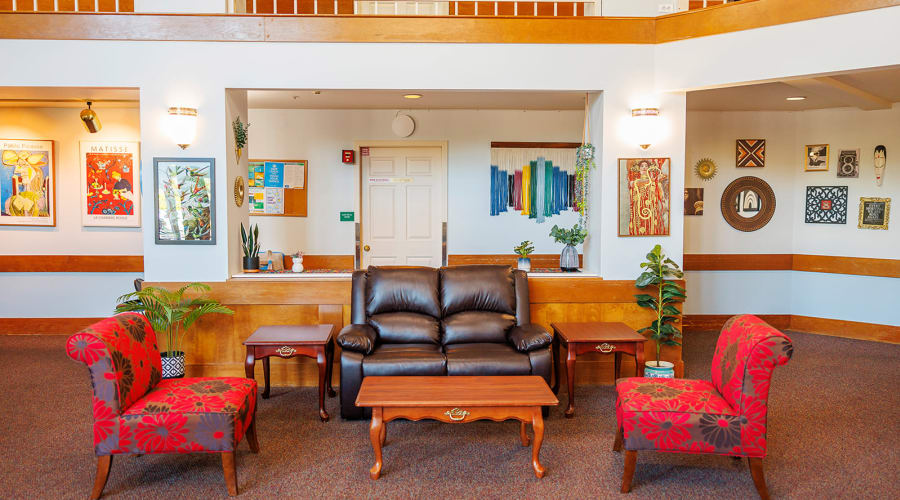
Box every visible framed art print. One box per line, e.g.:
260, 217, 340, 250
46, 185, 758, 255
805, 186, 848, 224
685, 187, 704, 215
81, 141, 140, 227
736, 139, 765, 168
836, 149, 860, 178
0, 139, 55, 227
805, 144, 829, 172
618, 158, 671, 236
153, 157, 216, 244
858, 197, 890, 230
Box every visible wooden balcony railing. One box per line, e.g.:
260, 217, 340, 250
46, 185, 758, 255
240, 0, 593, 16
0, 0, 133, 11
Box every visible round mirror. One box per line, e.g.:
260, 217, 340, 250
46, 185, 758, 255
721, 177, 775, 231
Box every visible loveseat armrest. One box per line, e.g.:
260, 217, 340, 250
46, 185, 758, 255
337, 324, 377, 354
508, 324, 552, 352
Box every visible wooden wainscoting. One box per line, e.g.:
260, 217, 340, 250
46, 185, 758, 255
683, 253, 899, 278
0, 255, 143, 272
448, 254, 584, 269
0, 317, 105, 334
683, 314, 899, 344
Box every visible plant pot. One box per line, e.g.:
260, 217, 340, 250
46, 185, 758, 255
161, 351, 185, 379
560, 244, 579, 272
644, 360, 675, 379
242, 256, 259, 273
235, 147, 242, 162
517, 257, 531, 272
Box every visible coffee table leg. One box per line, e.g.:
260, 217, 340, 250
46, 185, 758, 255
531, 408, 546, 478
261, 357, 271, 399
519, 420, 530, 446
565, 347, 576, 418
380, 421, 387, 446
636, 341, 645, 377
369, 407, 384, 480
325, 338, 336, 398
316, 346, 329, 422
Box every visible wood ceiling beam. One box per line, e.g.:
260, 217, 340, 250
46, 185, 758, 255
783, 76, 893, 110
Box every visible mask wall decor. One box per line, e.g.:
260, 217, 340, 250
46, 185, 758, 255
874, 145, 886, 186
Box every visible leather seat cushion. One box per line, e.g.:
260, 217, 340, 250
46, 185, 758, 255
369, 312, 441, 345
365, 267, 440, 317
442, 311, 515, 345
444, 343, 531, 376
440, 265, 516, 317
362, 344, 447, 377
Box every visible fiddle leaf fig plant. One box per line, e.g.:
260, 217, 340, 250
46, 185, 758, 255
634, 244, 686, 366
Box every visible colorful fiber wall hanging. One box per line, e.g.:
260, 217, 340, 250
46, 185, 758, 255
489, 145, 578, 222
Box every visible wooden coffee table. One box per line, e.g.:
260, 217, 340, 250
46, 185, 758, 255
243, 324, 336, 421
356, 375, 558, 479
551, 322, 646, 418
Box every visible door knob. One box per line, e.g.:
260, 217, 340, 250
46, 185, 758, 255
363, 245, 371, 252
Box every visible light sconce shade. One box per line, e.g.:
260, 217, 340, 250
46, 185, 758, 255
80, 101, 101, 133
630, 107, 661, 150
166, 107, 198, 149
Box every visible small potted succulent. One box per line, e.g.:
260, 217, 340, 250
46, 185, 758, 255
513, 240, 535, 272
634, 244, 686, 378
549, 224, 587, 272
241, 222, 260, 272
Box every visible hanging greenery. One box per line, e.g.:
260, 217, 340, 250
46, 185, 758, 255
232, 117, 249, 150
575, 143, 595, 226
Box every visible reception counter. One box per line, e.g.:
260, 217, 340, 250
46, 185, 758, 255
143, 275, 684, 388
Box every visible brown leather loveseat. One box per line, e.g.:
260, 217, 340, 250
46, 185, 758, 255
337, 265, 553, 419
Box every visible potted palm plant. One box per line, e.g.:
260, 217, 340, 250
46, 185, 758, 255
241, 222, 260, 272
115, 283, 233, 379
513, 240, 535, 272
634, 244, 686, 378
549, 224, 587, 272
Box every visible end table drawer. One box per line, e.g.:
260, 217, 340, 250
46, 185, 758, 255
252, 344, 318, 359
593, 343, 617, 353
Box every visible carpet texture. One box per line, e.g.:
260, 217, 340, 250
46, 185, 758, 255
1, 329, 898, 499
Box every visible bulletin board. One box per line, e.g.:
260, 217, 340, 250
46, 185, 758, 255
248, 159, 308, 217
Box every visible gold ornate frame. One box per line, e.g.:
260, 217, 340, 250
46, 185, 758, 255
858, 197, 890, 230
617, 157, 672, 237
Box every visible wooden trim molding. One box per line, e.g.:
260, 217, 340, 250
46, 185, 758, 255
283, 254, 353, 271
0, 255, 143, 273
682, 314, 791, 331
0, 317, 104, 334
448, 253, 583, 269
683, 314, 899, 344
683, 254, 792, 271
490, 142, 582, 149
683, 253, 900, 279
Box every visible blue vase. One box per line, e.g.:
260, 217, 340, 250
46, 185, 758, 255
517, 257, 531, 272
644, 361, 675, 379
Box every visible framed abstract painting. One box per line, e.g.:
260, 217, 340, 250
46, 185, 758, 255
736, 139, 765, 168
0, 139, 55, 227
805, 186, 848, 224
153, 157, 216, 245
80, 141, 141, 227
618, 158, 671, 236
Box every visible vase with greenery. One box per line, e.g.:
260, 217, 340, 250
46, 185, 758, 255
232, 116, 249, 162
634, 244, 686, 378
549, 224, 587, 272
513, 240, 535, 272
241, 222, 260, 272
115, 283, 233, 378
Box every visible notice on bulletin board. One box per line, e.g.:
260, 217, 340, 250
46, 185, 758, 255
248, 159, 308, 217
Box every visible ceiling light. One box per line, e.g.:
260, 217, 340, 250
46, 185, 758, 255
403, 94, 423, 99
786, 96, 807, 101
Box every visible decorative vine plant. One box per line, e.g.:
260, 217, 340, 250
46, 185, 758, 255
232, 117, 249, 160
575, 143, 595, 227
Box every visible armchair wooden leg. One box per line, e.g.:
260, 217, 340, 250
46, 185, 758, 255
222, 452, 238, 496
613, 426, 624, 452
621, 450, 636, 493
246, 416, 260, 453
90, 455, 112, 500
748, 457, 770, 500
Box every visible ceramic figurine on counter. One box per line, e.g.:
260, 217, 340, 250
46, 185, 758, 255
291, 252, 304, 273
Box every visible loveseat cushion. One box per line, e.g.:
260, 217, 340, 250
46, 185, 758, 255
444, 343, 531, 376
440, 265, 516, 317
365, 266, 440, 317
442, 311, 515, 345
362, 344, 447, 376
369, 312, 441, 345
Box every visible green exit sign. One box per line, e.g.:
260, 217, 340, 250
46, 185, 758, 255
340, 211, 355, 222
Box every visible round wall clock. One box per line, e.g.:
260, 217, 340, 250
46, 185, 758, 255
391, 113, 415, 138
721, 176, 775, 232
234, 176, 245, 207
694, 158, 718, 180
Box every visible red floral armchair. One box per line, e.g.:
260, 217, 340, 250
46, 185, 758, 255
66, 313, 259, 499
614, 314, 793, 499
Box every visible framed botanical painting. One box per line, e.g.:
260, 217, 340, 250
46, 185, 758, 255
736, 139, 765, 168
858, 197, 890, 230
805, 186, 847, 224
80, 141, 141, 227
836, 149, 859, 178
684, 187, 704, 215
618, 158, 671, 236
0, 139, 55, 227
805, 144, 829, 172
153, 157, 216, 244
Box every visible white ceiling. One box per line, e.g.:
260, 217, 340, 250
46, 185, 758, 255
247, 89, 587, 110
0, 87, 139, 107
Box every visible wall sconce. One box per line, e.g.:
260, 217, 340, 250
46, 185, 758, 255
80, 101, 101, 133
167, 107, 198, 149
630, 108, 661, 150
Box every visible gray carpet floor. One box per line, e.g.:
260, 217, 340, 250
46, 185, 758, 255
1, 330, 898, 499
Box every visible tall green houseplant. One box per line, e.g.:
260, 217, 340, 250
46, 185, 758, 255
634, 245, 686, 367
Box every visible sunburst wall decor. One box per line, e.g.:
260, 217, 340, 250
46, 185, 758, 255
694, 158, 718, 180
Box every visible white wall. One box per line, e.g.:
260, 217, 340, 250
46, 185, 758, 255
601, 0, 680, 17
247, 108, 584, 256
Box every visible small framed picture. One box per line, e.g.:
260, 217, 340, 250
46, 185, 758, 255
836, 149, 860, 178
805, 186, 848, 224
858, 197, 890, 230
153, 157, 216, 244
684, 187, 704, 215
736, 139, 765, 168
805, 144, 829, 172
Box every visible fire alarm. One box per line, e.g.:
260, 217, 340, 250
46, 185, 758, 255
342, 149, 355, 164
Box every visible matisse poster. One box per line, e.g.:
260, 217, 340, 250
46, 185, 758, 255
81, 141, 140, 227
0, 139, 55, 227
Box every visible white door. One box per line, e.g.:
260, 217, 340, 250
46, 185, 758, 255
361, 147, 444, 268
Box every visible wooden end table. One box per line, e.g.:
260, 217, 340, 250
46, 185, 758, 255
551, 322, 646, 418
243, 324, 336, 421
356, 375, 558, 480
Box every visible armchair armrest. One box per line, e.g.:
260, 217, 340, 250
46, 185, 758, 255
508, 324, 552, 352
337, 324, 377, 355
